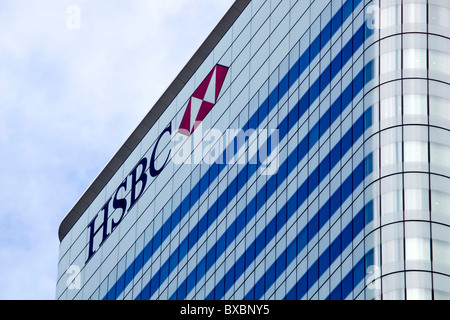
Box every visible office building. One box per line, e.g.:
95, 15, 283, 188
57, 0, 450, 300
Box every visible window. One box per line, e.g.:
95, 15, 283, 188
430, 128, 450, 177
404, 173, 430, 221
404, 141, 428, 163
382, 272, 405, 300
429, 35, 450, 83
429, 0, 450, 38
381, 223, 404, 275
431, 175, 450, 225
404, 49, 427, 70
380, 0, 402, 38
403, 79, 428, 125
404, 95, 427, 115
433, 274, 450, 300
429, 81, 450, 128
432, 223, 450, 275
380, 36, 402, 83
380, 81, 402, 129
381, 175, 403, 225
403, 34, 427, 78
404, 1, 427, 27
405, 222, 431, 271
406, 272, 432, 300
381, 128, 402, 176
404, 126, 429, 172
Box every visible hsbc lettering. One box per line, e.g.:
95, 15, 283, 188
86, 123, 172, 262
86, 64, 229, 263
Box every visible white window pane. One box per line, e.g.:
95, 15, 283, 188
406, 238, 430, 261
404, 95, 427, 116
404, 49, 427, 70
404, 3, 427, 24
404, 141, 428, 163
405, 189, 428, 211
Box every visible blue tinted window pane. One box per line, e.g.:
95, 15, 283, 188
289, 60, 300, 87
297, 228, 307, 252
342, 174, 353, 200
320, 109, 331, 137
354, 25, 364, 49
353, 69, 364, 96
353, 208, 365, 237
319, 155, 330, 182
331, 52, 342, 79
225, 266, 235, 296
269, 88, 278, 112
279, 74, 289, 100
331, 234, 341, 262
331, 97, 341, 123
277, 204, 287, 229
177, 233, 188, 261
342, 41, 353, 66
267, 175, 277, 199
276, 252, 286, 278
288, 144, 298, 174
308, 214, 319, 242
265, 266, 275, 291
285, 286, 296, 300
364, 106, 373, 130
310, 79, 320, 104
297, 274, 307, 299
259, 98, 269, 123
255, 277, 265, 299
342, 85, 353, 111
298, 180, 308, 205
215, 278, 225, 300
321, 66, 331, 92
308, 168, 319, 194
342, 270, 353, 298
310, 37, 321, 62
365, 201, 374, 225
331, 141, 341, 168
257, 185, 267, 212
332, 8, 342, 35
330, 283, 342, 300
300, 51, 309, 75
309, 124, 320, 147
342, 129, 353, 154
330, 190, 341, 216
307, 261, 319, 289
321, 22, 332, 47
256, 232, 265, 258
289, 103, 299, 131
319, 247, 330, 276
342, 222, 353, 248
353, 257, 365, 292
319, 200, 330, 229
343, 0, 353, 21
286, 241, 296, 267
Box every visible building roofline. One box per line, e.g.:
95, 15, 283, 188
58, 0, 251, 242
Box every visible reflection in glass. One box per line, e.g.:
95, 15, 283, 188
406, 272, 432, 300
429, 2, 450, 38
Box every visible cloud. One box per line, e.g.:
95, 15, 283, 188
0, 0, 235, 299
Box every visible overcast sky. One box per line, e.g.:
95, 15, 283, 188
0, 0, 235, 300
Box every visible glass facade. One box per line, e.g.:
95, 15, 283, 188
57, 0, 450, 300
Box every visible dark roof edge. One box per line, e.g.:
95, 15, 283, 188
58, 0, 251, 242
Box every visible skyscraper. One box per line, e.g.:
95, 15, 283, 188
57, 0, 450, 300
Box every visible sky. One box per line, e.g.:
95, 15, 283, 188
0, 0, 235, 300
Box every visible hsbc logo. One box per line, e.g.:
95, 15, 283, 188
172, 64, 279, 173
179, 64, 229, 135
86, 64, 278, 263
